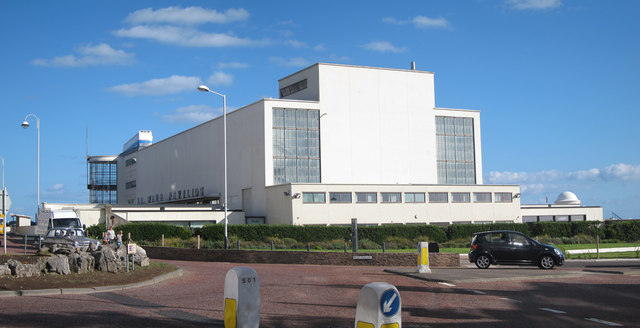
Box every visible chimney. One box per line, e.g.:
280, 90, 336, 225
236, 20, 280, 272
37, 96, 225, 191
410, 61, 416, 70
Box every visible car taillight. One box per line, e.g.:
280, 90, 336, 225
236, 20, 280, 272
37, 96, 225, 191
472, 244, 478, 250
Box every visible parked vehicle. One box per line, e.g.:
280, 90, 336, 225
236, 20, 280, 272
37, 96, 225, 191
40, 228, 101, 251
468, 230, 564, 269
36, 209, 85, 235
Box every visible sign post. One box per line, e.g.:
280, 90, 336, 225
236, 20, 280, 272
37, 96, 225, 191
417, 242, 431, 273
127, 242, 136, 272
355, 282, 401, 328
224, 267, 260, 328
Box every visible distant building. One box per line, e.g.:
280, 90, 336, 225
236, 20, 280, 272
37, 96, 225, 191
84, 63, 602, 226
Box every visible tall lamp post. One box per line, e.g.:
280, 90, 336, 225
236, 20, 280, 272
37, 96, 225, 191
21, 114, 40, 213
197, 85, 228, 249
1, 156, 5, 254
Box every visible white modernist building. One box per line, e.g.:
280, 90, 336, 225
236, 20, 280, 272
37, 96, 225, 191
87, 63, 601, 227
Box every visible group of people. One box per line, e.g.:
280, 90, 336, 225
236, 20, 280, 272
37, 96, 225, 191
102, 227, 123, 246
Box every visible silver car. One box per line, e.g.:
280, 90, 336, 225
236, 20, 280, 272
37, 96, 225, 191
40, 228, 101, 251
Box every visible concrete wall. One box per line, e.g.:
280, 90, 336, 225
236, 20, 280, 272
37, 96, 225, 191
267, 184, 521, 226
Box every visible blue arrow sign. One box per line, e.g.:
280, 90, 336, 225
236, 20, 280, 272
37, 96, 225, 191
380, 288, 400, 317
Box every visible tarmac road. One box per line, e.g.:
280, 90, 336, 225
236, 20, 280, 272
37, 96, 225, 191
2, 258, 639, 327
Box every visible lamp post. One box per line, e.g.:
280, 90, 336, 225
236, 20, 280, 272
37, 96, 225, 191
1, 156, 5, 254
197, 85, 228, 249
21, 114, 40, 212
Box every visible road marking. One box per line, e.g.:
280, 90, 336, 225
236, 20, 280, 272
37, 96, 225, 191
585, 318, 623, 326
500, 297, 522, 303
468, 289, 486, 295
438, 282, 456, 287
540, 308, 566, 314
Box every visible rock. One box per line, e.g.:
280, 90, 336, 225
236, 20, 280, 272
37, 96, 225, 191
0, 264, 11, 277
7, 259, 42, 278
134, 245, 150, 267
46, 255, 70, 275
93, 247, 121, 273
69, 252, 95, 274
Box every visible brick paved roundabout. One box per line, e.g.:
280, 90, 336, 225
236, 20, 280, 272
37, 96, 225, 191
1, 258, 639, 327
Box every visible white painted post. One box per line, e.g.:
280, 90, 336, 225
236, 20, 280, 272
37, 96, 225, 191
355, 282, 401, 328
224, 267, 260, 328
417, 242, 431, 273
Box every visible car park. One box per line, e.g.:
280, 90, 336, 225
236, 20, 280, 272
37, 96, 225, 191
40, 228, 101, 251
468, 230, 564, 269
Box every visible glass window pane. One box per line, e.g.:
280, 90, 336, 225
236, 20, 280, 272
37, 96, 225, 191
285, 109, 296, 128
296, 109, 307, 128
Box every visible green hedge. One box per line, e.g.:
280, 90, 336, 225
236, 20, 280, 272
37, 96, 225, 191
91, 220, 640, 245
116, 222, 192, 241
446, 223, 529, 240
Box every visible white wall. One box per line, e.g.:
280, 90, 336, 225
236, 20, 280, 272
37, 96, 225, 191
266, 184, 522, 225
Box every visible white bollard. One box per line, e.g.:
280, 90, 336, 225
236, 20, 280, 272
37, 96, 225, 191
224, 267, 260, 328
355, 282, 401, 328
417, 242, 431, 273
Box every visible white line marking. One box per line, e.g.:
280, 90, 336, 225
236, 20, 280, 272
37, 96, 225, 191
500, 297, 522, 303
540, 307, 566, 314
438, 282, 456, 287
585, 318, 623, 326
469, 289, 486, 295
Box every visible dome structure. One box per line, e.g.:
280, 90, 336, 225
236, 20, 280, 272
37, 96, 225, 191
554, 191, 581, 206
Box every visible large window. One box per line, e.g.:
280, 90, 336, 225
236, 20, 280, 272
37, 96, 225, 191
473, 192, 492, 203
452, 192, 470, 203
381, 192, 402, 203
429, 192, 448, 203
330, 192, 352, 203
405, 192, 425, 203
436, 116, 476, 184
302, 192, 325, 203
495, 193, 513, 203
273, 108, 320, 184
356, 192, 377, 203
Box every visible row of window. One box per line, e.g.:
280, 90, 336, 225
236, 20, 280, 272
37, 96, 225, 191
302, 191, 514, 204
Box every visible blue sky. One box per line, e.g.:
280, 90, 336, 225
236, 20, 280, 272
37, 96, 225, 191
1, 0, 638, 219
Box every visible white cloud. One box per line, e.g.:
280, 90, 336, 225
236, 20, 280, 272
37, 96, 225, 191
269, 57, 313, 68
207, 71, 234, 86
285, 40, 307, 48
506, 0, 562, 10
163, 105, 218, 123
31, 43, 134, 67
218, 62, 249, 69
383, 16, 450, 29
107, 75, 202, 96
51, 184, 64, 191
488, 164, 640, 184
125, 7, 249, 25
114, 25, 266, 47
362, 41, 406, 53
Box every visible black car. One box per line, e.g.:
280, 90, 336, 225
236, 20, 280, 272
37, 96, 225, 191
468, 230, 564, 269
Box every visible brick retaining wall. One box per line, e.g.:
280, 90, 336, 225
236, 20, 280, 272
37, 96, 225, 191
145, 247, 460, 267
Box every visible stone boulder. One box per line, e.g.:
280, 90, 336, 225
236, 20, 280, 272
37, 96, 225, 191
0, 264, 11, 277
46, 255, 70, 275
7, 258, 43, 278
93, 247, 122, 273
69, 252, 95, 274
114, 244, 150, 267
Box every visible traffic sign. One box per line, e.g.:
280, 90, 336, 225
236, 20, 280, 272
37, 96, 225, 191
380, 289, 400, 317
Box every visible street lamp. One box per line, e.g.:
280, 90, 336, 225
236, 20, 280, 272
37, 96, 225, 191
21, 114, 40, 212
197, 85, 228, 249
1, 155, 5, 254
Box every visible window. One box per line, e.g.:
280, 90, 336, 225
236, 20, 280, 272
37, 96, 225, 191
279, 79, 308, 97
495, 193, 513, 203
381, 192, 401, 203
452, 192, 470, 203
125, 157, 137, 167
302, 192, 325, 203
356, 192, 377, 203
473, 192, 492, 203
125, 180, 136, 189
405, 192, 425, 203
436, 116, 476, 184
429, 192, 448, 203
330, 192, 352, 203
273, 108, 321, 184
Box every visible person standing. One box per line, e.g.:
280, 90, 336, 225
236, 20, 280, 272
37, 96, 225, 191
107, 227, 116, 244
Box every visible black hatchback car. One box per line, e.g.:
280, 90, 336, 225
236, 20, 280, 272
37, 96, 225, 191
468, 230, 564, 269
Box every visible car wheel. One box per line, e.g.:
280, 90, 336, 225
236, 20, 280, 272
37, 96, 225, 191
539, 255, 555, 269
475, 255, 491, 269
